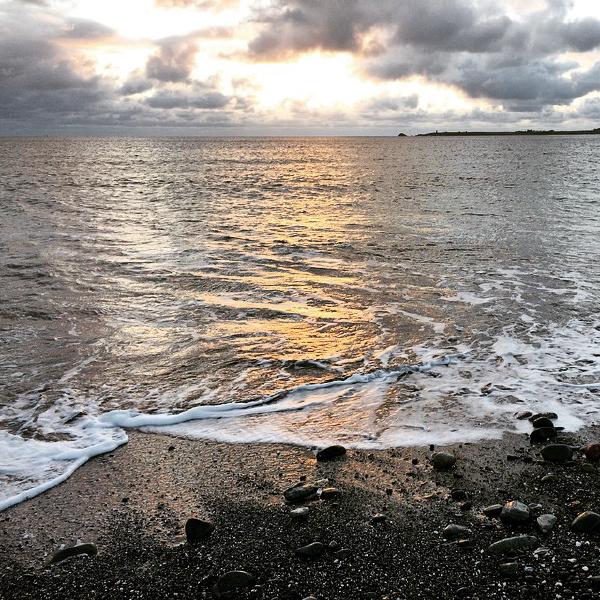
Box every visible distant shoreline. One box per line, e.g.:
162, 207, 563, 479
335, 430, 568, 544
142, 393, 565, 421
402, 128, 600, 137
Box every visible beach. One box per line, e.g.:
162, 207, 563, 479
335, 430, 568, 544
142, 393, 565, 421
2, 423, 600, 599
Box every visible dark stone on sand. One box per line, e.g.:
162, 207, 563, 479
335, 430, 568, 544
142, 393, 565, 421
316, 445, 346, 461
582, 443, 600, 462
460, 501, 472, 512
296, 542, 325, 557
499, 562, 521, 577
284, 483, 319, 503
500, 501, 530, 524
431, 451, 456, 471
532, 417, 555, 429
582, 462, 596, 473
529, 412, 558, 422
571, 511, 600, 534
51, 542, 98, 564
488, 535, 538, 556
443, 524, 472, 540
320, 487, 340, 500
536, 514, 557, 534
541, 444, 573, 462
290, 507, 310, 519
541, 473, 558, 484
483, 504, 503, 518
214, 571, 255, 595
371, 513, 387, 524
516, 411, 532, 420
451, 489, 468, 501
185, 518, 214, 543
530, 427, 557, 444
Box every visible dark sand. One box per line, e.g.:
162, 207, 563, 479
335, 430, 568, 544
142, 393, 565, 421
1, 427, 599, 600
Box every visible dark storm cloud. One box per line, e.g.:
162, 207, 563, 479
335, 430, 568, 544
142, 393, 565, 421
248, 0, 600, 110
145, 88, 230, 109
146, 36, 198, 82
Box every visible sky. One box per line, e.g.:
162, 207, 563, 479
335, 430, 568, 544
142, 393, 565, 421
2, 0, 600, 134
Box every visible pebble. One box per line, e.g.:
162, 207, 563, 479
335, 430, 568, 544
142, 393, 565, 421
541, 473, 558, 484
500, 501, 530, 524
530, 428, 557, 444
529, 412, 558, 422
582, 442, 600, 462
450, 489, 468, 501
296, 542, 325, 557
316, 445, 346, 461
290, 507, 310, 519
532, 416, 555, 429
516, 411, 533, 420
571, 511, 600, 534
536, 514, 557, 534
581, 462, 596, 473
284, 483, 319, 503
371, 513, 387, 524
499, 562, 520, 577
483, 504, 503, 518
185, 518, 214, 543
431, 451, 456, 471
488, 535, 538, 556
541, 444, 573, 462
214, 571, 255, 596
443, 524, 472, 540
51, 542, 98, 564
320, 487, 340, 500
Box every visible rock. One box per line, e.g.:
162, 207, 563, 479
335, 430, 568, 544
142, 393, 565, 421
529, 412, 558, 422
532, 417, 555, 429
500, 501, 530, 524
51, 542, 98, 564
290, 507, 310, 519
536, 514, 557, 534
488, 535, 538, 556
316, 445, 346, 461
185, 518, 214, 543
443, 524, 472, 540
451, 489, 468, 501
320, 487, 340, 500
457, 539, 475, 550
371, 513, 387, 524
284, 483, 319, 503
571, 511, 600, 534
302, 597, 318, 600
530, 427, 557, 444
582, 462, 596, 473
483, 504, 503, 518
214, 571, 255, 596
296, 542, 325, 557
541, 444, 573, 462
541, 473, 558, 484
582, 443, 600, 462
431, 452, 456, 471
499, 562, 521, 577
516, 411, 533, 420
460, 501, 472, 512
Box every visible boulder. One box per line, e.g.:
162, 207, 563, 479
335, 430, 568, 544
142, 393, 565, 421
214, 571, 254, 596
320, 487, 340, 500
582, 443, 600, 462
532, 417, 555, 429
530, 428, 557, 444
483, 504, 503, 518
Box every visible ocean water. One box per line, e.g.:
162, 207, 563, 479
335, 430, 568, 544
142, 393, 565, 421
1, 136, 599, 509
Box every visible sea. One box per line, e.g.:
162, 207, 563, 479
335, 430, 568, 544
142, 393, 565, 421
1, 136, 599, 510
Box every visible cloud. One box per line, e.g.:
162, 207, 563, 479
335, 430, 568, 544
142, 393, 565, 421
247, 0, 600, 110
146, 36, 198, 82
145, 88, 230, 108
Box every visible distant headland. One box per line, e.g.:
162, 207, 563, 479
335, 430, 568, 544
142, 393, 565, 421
398, 128, 600, 137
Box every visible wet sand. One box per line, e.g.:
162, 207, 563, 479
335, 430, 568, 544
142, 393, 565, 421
1, 426, 599, 600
